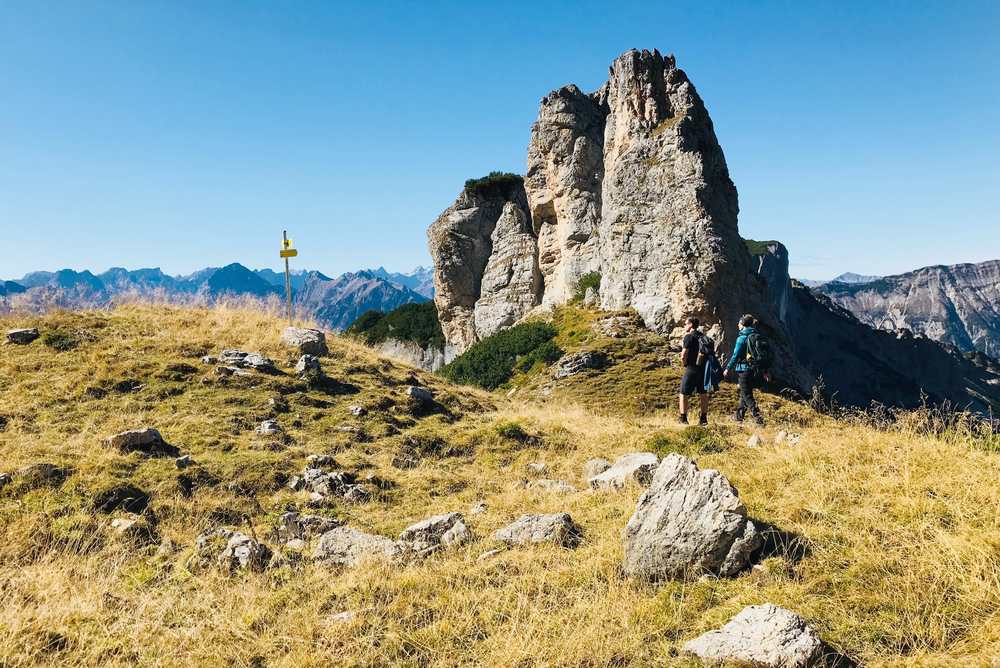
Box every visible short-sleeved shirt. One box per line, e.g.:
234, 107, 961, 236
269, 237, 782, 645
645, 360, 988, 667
681, 332, 701, 368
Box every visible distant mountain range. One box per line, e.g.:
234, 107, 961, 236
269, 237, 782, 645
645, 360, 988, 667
809, 260, 1000, 358
1, 264, 434, 330
798, 272, 882, 288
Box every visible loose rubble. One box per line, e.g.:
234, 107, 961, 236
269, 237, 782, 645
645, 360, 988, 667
217, 349, 277, 373
193, 528, 273, 573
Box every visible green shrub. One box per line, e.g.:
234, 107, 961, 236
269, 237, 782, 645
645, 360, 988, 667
346, 302, 444, 350
572, 271, 601, 302
463, 171, 523, 198
514, 339, 564, 373
439, 322, 558, 389
42, 330, 79, 352
743, 239, 782, 257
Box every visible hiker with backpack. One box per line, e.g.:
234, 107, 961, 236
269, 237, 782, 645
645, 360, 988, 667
723, 314, 771, 425
678, 317, 721, 425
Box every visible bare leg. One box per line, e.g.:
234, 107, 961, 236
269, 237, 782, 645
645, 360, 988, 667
679, 394, 688, 416
699, 393, 709, 416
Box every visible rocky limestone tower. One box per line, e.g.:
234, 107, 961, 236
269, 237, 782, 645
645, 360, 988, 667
427, 178, 538, 361
597, 49, 762, 341
524, 84, 607, 305
429, 48, 796, 375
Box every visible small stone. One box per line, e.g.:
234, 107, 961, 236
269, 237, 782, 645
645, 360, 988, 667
681, 603, 824, 668
747, 434, 764, 448
106, 428, 180, 457
255, 420, 282, 435
528, 479, 577, 494
200, 355, 218, 364
294, 354, 321, 377
399, 512, 471, 555
109, 516, 158, 546
287, 475, 304, 491
306, 454, 337, 467
6, 328, 39, 345
285, 538, 306, 551
175, 455, 192, 469
281, 327, 328, 356
478, 547, 506, 562
350, 405, 367, 417
469, 501, 488, 516
313, 526, 402, 567
15, 463, 70, 489
218, 532, 273, 572
328, 611, 356, 624
526, 462, 548, 475
495, 513, 582, 548
583, 458, 612, 480
405, 385, 434, 403
343, 485, 372, 503
391, 452, 420, 470
0, 473, 11, 489
588, 452, 659, 490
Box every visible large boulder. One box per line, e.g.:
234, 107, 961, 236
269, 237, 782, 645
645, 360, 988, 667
623, 454, 760, 580
105, 428, 180, 458
588, 452, 658, 490
313, 526, 402, 567
495, 513, 581, 548
6, 328, 39, 345
398, 512, 471, 555
682, 604, 824, 667
281, 327, 328, 356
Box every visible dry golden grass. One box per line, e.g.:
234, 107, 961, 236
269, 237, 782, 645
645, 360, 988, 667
1, 304, 999, 667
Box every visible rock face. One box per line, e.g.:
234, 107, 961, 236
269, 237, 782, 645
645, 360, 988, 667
814, 260, 1000, 358
427, 49, 800, 387
375, 338, 445, 372
682, 604, 824, 668
753, 242, 1000, 413
428, 178, 536, 361
623, 454, 760, 580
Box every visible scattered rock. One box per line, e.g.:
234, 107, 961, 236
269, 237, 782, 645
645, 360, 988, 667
623, 454, 761, 580
295, 354, 322, 379
582, 458, 612, 480
15, 463, 71, 489
405, 385, 435, 403
594, 314, 644, 338
342, 485, 372, 503
218, 349, 276, 373
528, 479, 577, 493
193, 528, 272, 573
469, 501, 487, 515
588, 452, 658, 490
268, 396, 290, 413
526, 462, 548, 475
747, 433, 764, 448
495, 513, 582, 548
775, 430, 802, 446
0, 472, 11, 489
93, 484, 150, 514
200, 355, 218, 364
553, 351, 609, 378
306, 454, 337, 467
175, 455, 193, 469
349, 405, 367, 417
399, 512, 471, 555
255, 420, 282, 436
328, 611, 356, 624
274, 511, 342, 543
478, 547, 506, 561
391, 451, 421, 470
105, 428, 180, 458
6, 328, 39, 345
287, 475, 305, 491
313, 526, 402, 567
109, 515, 159, 546
682, 603, 824, 668
281, 327, 328, 356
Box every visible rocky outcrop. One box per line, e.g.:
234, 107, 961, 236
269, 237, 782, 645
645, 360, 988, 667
428, 178, 536, 361
375, 338, 445, 372
753, 242, 1000, 413
814, 260, 1000, 358
525, 84, 606, 305
623, 454, 760, 580
428, 49, 802, 388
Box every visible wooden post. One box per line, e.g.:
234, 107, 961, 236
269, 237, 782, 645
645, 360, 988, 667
283, 230, 292, 325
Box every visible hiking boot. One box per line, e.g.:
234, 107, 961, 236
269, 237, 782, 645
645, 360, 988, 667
752, 416, 765, 426
733, 414, 744, 423
678, 413, 688, 425
698, 414, 708, 426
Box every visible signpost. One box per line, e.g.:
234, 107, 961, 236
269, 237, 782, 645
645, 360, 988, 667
280, 231, 298, 325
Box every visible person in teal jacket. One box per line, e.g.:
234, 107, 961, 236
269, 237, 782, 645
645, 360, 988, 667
724, 314, 764, 424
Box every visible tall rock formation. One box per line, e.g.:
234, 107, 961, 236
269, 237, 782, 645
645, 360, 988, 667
430, 49, 782, 360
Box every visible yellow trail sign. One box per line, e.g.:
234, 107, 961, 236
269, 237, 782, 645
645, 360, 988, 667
280, 249, 298, 258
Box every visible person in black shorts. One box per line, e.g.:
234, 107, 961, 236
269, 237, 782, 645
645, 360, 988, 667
678, 316, 709, 425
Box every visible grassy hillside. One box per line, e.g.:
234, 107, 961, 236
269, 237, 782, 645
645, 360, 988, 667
2, 305, 999, 666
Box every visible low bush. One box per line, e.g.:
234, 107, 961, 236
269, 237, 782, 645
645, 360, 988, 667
572, 271, 601, 302
346, 301, 444, 350
463, 171, 523, 198
439, 322, 559, 389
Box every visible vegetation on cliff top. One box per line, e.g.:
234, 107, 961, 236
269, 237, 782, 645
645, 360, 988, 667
463, 171, 524, 198
2, 304, 999, 666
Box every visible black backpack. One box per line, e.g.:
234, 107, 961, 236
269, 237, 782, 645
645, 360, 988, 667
746, 331, 772, 372
696, 333, 716, 366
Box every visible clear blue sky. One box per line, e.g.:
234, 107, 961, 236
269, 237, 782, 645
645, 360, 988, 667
2, 1, 998, 281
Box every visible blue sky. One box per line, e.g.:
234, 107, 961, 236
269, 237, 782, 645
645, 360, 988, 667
2, 1, 998, 281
